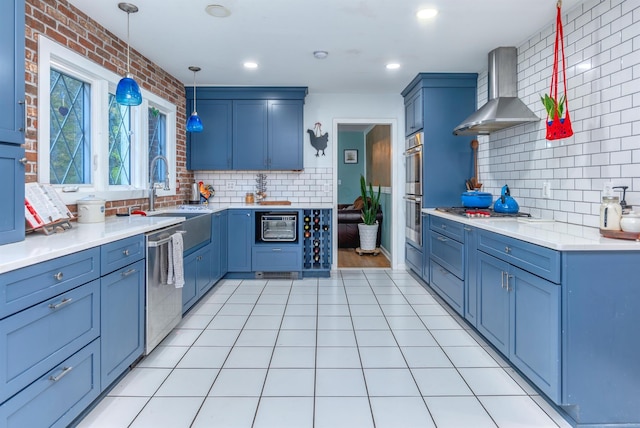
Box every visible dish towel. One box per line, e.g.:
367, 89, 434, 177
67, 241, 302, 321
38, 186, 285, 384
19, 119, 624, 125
166, 232, 185, 288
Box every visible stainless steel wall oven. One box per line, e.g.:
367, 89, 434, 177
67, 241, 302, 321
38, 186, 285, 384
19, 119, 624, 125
404, 132, 423, 247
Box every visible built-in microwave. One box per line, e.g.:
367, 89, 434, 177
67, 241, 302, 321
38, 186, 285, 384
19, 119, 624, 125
256, 212, 298, 242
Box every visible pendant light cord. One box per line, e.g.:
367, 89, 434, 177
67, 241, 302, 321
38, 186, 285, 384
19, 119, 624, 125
126, 11, 131, 74
193, 70, 197, 112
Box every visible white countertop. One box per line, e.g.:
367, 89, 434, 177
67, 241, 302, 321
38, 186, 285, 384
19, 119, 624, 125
0, 204, 334, 274
425, 208, 640, 251
0, 216, 183, 274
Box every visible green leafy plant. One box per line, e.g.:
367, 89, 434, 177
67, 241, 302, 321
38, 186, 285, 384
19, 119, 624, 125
540, 93, 565, 120
359, 175, 381, 225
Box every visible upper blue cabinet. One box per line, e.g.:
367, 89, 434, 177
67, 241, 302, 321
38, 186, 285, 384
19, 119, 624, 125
0, 0, 25, 145
186, 87, 307, 171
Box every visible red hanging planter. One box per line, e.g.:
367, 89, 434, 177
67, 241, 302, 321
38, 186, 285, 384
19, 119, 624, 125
543, 0, 573, 140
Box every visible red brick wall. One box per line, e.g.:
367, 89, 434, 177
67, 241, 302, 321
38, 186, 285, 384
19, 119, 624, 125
24, 0, 193, 214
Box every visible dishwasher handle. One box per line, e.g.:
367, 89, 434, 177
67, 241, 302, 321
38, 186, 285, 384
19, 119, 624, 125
147, 230, 186, 247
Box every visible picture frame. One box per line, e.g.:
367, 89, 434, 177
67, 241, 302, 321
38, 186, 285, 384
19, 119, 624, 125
344, 149, 358, 164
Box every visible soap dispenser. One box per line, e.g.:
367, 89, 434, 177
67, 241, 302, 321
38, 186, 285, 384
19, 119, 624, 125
612, 186, 632, 213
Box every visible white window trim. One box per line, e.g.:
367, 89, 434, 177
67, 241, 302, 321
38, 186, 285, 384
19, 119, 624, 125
37, 35, 177, 204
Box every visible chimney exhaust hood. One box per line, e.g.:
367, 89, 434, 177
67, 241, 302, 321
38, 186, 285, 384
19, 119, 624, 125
453, 47, 539, 136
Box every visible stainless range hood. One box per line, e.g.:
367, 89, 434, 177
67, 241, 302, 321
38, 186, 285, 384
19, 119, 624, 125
453, 47, 539, 136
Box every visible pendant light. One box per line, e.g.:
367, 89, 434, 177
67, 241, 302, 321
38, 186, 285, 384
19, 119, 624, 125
115, 3, 142, 106
186, 66, 204, 133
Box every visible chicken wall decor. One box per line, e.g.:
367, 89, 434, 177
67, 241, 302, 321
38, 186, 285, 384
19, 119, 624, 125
307, 122, 329, 157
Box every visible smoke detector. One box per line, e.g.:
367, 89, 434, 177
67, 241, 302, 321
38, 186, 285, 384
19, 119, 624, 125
313, 51, 329, 59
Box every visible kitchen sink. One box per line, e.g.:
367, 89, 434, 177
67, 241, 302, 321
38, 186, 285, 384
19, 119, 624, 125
151, 212, 212, 252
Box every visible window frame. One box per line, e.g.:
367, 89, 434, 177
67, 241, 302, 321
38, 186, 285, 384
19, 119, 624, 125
37, 35, 177, 204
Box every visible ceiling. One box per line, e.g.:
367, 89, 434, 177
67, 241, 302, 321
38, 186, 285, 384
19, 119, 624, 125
66, 0, 584, 94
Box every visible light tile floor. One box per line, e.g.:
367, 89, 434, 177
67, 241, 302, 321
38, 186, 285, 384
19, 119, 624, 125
77, 269, 571, 428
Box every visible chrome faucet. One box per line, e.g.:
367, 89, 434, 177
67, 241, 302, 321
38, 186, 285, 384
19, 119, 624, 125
149, 155, 170, 211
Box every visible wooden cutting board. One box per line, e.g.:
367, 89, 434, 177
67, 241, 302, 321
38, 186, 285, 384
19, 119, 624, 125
257, 201, 292, 205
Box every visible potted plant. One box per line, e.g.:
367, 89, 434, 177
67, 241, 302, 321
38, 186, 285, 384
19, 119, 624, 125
358, 175, 381, 251
540, 93, 566, 124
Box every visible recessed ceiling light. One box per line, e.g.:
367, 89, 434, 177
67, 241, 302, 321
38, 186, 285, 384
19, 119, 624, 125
386, 63, 400, 70
416, 8, 438, 19
313, 51, 329, 59
243, 62, 258, 69
205, 4, 231, 18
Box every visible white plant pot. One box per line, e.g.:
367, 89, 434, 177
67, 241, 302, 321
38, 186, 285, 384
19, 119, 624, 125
358, 223, 379, 251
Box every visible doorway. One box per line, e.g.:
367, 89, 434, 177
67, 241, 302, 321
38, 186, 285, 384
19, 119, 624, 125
335, 123, 392, 268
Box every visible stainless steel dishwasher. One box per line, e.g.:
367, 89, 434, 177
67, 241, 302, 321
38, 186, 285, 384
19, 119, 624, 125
145, 223, 184, 355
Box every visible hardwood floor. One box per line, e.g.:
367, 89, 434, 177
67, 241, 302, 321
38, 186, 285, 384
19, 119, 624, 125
338, 248, 391, 268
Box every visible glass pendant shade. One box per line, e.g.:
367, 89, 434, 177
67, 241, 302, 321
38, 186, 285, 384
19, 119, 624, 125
116, 73, 142, 106
186, 112, 204, 133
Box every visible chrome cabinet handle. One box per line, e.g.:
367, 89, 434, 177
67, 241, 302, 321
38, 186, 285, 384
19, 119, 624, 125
441, 224, 447, 229
53, 272, 64, 281
272, 248, 282, 252
19, 157, 27, 165
463, 227, 472, 231
246, 213, 250, 217
18, 100, 26, 132
49, 366, 73, 382
48, 297, 72, 310
505, 246, 511, 254
437, 236, 447, 242
121, 268, 137, 277
506, 274, 513, 292
122, 249, 130, 256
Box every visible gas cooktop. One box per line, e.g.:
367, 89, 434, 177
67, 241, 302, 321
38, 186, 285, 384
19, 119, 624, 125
436, 207, 531, 219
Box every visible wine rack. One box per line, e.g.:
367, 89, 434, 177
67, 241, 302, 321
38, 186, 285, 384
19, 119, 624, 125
302, 209, 332, 275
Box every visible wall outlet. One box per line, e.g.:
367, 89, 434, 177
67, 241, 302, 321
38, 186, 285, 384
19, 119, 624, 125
226, 181, 236, 190
323, 183, 331, 193
542, 181, 551, 199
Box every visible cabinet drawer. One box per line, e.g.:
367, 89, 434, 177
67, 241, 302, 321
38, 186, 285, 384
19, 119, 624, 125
252, 246, 302, 271
101, 234, 144, 275
429, 231, 464, 279
0, 339, 100, 428
430, 216, 465, 242
0, 280, 100, 403
0, 247, 100, 320
477, 230, 560, 283
405, 242, 423, 275
430, 260, 464, 316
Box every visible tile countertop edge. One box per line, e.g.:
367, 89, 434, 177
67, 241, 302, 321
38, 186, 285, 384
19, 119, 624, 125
0, 216, 183, 274
424, 208, 640, 251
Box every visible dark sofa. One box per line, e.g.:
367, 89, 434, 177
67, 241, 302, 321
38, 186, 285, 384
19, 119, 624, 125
337, 203, 383, 248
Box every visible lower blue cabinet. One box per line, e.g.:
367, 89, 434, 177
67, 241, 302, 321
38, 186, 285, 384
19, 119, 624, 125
0, 279, 100, 404
227, 210, 252, 272
477, 252, 510, 355
100, 260, 145, 388
182, 243, 214, 314
0, 339, 100, 428
252, 246, 301, 271
405, 241, 422, 275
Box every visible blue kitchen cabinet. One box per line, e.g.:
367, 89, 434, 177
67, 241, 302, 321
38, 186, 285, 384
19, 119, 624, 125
268, 100, 304, 170
211, 210, 228, 282
476, 234, 561, 402
187, 99, 233, 170
100, 259, 145, 388
476, 251, 511, 355
0, 339, 100, 428
233, 100, 268, 170
227, 210, 252, 272
421, 214, 430, 283
405, 241, 422, 276
182, 243, 214, 314
404, 87, 423, 136
401, 74, 477, 208
0, 0, 25, 145
185, 87, 307, 171
0, 144, 25, 245
463, 225, 478, 326
252, 246, 302, 272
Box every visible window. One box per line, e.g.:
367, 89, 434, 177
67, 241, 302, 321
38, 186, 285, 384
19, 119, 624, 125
37, 36, 177, 204
49, 70, 91, 185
